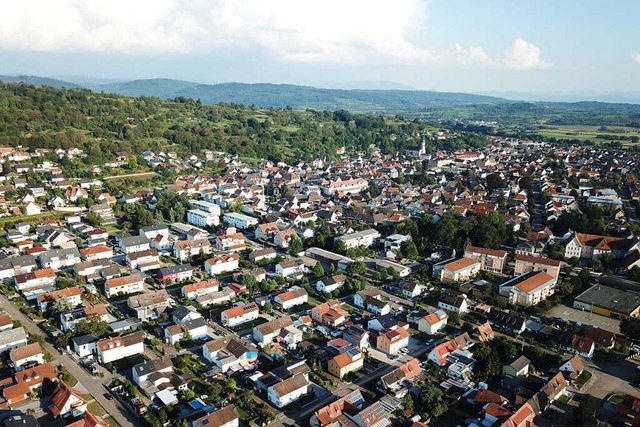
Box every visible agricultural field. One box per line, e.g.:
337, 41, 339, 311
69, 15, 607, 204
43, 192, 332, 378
535, 124, 640, 144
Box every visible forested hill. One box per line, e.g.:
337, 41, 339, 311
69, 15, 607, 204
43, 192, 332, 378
1, 75, 508, 112
0, 82, 487, 164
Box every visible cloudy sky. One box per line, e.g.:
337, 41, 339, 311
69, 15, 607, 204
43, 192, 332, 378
1, 0, 638, 93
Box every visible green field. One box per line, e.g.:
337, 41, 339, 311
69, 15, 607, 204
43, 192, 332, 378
536, 125, 640, 143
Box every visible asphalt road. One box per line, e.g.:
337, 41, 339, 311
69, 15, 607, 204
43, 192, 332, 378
0, 293, 141, 427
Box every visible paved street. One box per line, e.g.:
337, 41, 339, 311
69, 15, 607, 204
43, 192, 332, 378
0, 294, 140, 427
546, 304, 621, 333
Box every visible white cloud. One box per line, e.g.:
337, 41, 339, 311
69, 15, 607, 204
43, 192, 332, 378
455, 37, 552, 70
634, 53, 640, 64
505, 37, 552, 69
455, 43, 493, 65
0, 0, 433, 64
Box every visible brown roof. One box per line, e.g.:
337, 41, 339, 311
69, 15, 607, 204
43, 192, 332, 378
514, 271, 555, 293
0, 314, 12, 328
501, 403, 535, 427
273, 373, 309, 396
193, 405, 239, 427
466, 245, 508, 258
50, 381, 86, 417
106, 273, 143, 289
444, 257, 479, 272
3, 363, 56, 402
9, 342, 42, 361
222, 302, 258, 319
37, 286, 83, 303
515, 253, 561, 267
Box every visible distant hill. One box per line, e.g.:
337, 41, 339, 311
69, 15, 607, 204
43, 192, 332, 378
91, 79, 508, 112
0, 75, 78, 89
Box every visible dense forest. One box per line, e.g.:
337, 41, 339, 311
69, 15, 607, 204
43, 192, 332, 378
0, 82, 487, 163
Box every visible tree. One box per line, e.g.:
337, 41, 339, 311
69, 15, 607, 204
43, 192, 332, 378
400, 240, 419, 259
629, 266, 640, 282
51, 297, 73, 314
473, 343, 502, 382
621, 317, 640, 341
180, 388, 196, 401
313, 262, 325, 278
418, 383, 447, 419
289, 237, 303, 255
574, 394, 597, 426
448, 311, 461, 326
347, 261, 367, 276
485, 173, 505, 192
76, 316, 110, 337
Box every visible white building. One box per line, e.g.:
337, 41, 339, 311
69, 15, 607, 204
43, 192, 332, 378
105, 274, 145, 298
187, 209, 220, 228
0, 327, 28, 354
418, 310, 448, 335
96, 332, 145, 364
221, 303, 259, 328
205, 253, 240, 276
222, 212, 258, 230
335, 229, 381, 250
267, 374, 309, 408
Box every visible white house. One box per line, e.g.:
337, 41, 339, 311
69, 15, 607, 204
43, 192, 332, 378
96, 332, 145, 364
105, 273, 145, 298
315, 274, 347, 294
164, 318, 208, 345
49, 382, 87, 419
9, 342, 44, 371
273, 287, 308, 310
253, 317, 294, 346
221, 303, 259, 328
37, 287, 83, 312
418, 310, 448, 335
0, 327, 28, 354
205, 253, 240, 276
275, 259, 306, 278
202, 337, 259, 373
181, 279, 220, 300
438, 293, 469, 314
118, 235, 151, 255
267, 374, 309, 408
173, 239, 212, 262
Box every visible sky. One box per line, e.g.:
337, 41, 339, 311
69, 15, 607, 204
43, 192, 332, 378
0, 0, 639, 94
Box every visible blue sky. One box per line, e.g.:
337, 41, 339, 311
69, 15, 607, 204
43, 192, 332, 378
0, 0, 638, 93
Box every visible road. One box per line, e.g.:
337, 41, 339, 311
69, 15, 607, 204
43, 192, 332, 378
0, 294, 141, 427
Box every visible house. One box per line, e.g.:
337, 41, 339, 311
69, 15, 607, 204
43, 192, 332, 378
528, 373, 567, 415
157, 264, 193, 285
0, 255, 37, 282
559, 334, 595, 359
418, 309, 448, 334
37, 286, 83, 312
172, 305, 203, 324
401, 280, 426, 299
71, 333, 99, 359
500, 271, 557, 307
384, 234, 412, 253
500, 403, 536, 427
203, 337, 259, 373
96, 331, 145, 364
14, 268, 56, 292
248, 247, 277, 262
215, 228, 246, 252
464, 245, 508, 273
173, 239, 212, 262
190, 405, 240, 427
221, 303, 259, 328
514, 254, 561, 280
315, 274, 347, 294
80, 245, 114, 262
311, 390, 365, 427
9, 342, 44, 371
428, 332, 474, 366
502, 355, 531, 378
274, 228, 299, 249
273, 287, 308, 310
126, 248, 160, 272
127, 290, 173, 321
438, 293, 469, 314
583, 325, 616, 349
253, 316, 294, 346
476, 321, 495, 342
335, 229, 381, 249
367, 313, 402, 332
559, 355, 585, 381
379, 358, 422, 396
255, 222, 280, 241
342, 325, 370, 349
328, 347, 364, 379
196, 288, 235, 307
181, 279, 220, 300
275, 259, 306, 278
2, 414, 41, 427
488, 310, 527, 335
439, 257, 481, 283
2, 362, 57, 406
132, 356, 173, 389
49, 382, 87, 418
376, 328, 410, 355
205, 253, 240, 276
38, 248, 82, 270
0, 314, 13, 332
321, 178, 368, 195
118, 235, 151, 255
105, 273, 144, 298
267, 373, 310, 408
312, 300, 349, 327
222, 212, 258, 230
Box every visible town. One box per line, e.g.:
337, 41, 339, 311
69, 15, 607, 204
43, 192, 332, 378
0, 133, 638, 427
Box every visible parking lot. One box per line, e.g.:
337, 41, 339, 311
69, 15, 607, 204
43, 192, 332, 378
546, 304, 620, 333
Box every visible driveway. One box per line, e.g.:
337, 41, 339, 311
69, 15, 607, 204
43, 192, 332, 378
0, 293, 140, 427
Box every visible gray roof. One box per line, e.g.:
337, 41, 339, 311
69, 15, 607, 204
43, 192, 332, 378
575, 284, 640, 315
72, 333, 99, 346
0, 255, 37, 271
119, 235, 151, 248
0, 327, 27, 347
39, 247, 81, 264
